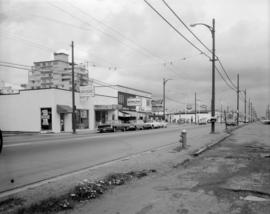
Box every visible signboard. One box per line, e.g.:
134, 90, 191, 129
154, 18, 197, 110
80, 84, 94, 98
200, 104, 207, 109
186, 104, 192, 110
41, 107, 52, 130
127, 98, 141, 106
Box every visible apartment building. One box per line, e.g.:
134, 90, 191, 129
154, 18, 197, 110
27, 52, 89, 91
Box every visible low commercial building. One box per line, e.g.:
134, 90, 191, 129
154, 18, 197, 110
94, 84, 152, 127
0, 83, 152, 133
0, 88, 94, 133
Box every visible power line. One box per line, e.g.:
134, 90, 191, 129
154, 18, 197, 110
215, 66, 237, 92
161, 0, 212, 54
0, 64, 30, 71
159, 0, 237, 92
0, 61, 31, 68
216, 59, 237, 89
144, 0, 211, 59
47, 2, 166, 63
64, 0, 165, 63
47, 1, 185, 78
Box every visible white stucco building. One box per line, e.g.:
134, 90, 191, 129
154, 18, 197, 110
0, 83, 152, 133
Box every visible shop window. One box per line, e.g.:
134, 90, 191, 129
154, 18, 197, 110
40, 108, 52, 131
75, 109, 89, 129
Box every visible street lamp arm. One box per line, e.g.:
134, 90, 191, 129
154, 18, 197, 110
190, 23, 213, 32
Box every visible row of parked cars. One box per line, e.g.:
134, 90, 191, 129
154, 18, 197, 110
97, 120, 168, 133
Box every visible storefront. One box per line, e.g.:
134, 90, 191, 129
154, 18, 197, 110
94, 104, 121, 127
0, 88, 94, 133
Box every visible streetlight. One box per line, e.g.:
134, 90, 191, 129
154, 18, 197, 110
163, 78, 172, 121
190, 18, 216, 133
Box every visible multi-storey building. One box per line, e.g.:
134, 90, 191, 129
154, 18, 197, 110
27, 52, 89, 91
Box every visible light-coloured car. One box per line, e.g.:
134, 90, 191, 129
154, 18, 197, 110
159, 121, 168, 128
198, 118, 207, 125
145, 120, 161, 129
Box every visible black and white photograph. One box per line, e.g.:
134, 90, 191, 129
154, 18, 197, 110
0, 0, 269, 213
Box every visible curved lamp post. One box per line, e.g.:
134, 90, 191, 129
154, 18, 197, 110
190, 18, 216, 133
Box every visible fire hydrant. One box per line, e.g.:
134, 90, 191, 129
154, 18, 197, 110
179, 129, 187, 148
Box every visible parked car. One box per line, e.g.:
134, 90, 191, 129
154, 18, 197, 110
97, 121, 130, 133
198, 118, 207, 125
145, 120, 161, 129
226, 119, 237, 126
128, 120, 147, 130
159, 120, 168, 128
0, 129, 3, 154
261, 119, 270, 124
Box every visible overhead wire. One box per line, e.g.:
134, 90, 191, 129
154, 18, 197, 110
64, 0, 166, 63
159, 0, 238, 91
161, 0, 212, 54
144, 0, 211, 60
48, 1, 185, 78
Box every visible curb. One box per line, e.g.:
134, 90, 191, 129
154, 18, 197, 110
192, 132, 231, 157
192, 123, 249, 157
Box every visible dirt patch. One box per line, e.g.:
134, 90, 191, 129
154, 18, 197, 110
3, 169, 156, 214
0, 198, 24, 213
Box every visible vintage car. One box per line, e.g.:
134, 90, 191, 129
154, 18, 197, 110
97, 121, 130, 133
145, 120, 161, 129
127, 120, 144, 130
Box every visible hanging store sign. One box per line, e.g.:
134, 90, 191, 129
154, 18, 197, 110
127, 98, 141, 106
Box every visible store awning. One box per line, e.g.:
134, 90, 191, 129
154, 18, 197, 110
119, 110, 137, 117
57, 105, 72, 114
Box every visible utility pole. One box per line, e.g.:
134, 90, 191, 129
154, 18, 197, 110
190, 18, 216, 132
163, 78, 172, 121
71, 41, 76, 134
244, 89, 246, 123
266, 104, 270, 120
211, 18, 216, 133
237, 74, 239, 126
251, 102, 253, 122
220, 103, 223, 123
195, 92, 197, 124
248, 98, 251, 122
163, 78, 165, 121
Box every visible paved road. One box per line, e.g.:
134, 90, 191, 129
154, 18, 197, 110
0, 124, 222, 194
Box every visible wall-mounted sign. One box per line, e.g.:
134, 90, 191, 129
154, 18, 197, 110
41, 107, 52, 130
200, 104, 207, 109
186, 104, 192, 110
80, 84, 94, 98
127, 98, 141, 106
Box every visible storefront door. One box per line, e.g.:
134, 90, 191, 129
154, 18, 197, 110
60, 113, 65, 132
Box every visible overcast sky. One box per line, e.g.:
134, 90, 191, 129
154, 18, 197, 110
0, 0, 269, 116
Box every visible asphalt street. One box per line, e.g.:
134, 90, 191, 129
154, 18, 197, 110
0, 124, 220, 194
